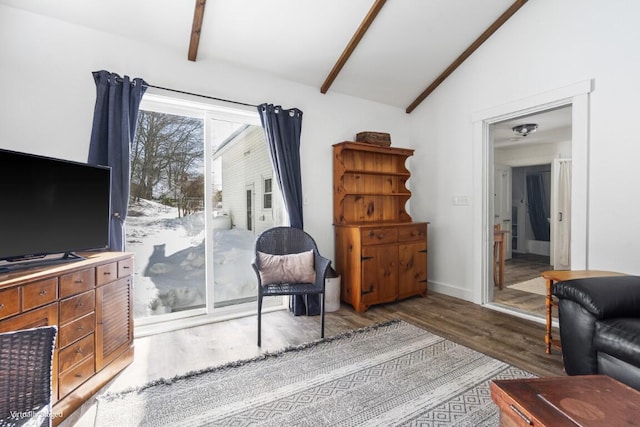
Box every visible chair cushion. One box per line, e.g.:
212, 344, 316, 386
257, 250, 316, 285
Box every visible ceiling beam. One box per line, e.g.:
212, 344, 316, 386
405, 0, 528, 114
188, 0, 207, 62
321, 0, 387, 94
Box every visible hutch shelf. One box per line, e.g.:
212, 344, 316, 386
333, 141, 429, 312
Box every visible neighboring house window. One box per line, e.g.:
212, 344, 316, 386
263, 177, 272, 209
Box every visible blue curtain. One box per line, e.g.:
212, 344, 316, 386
88, 70, 147, 251
526, 173, 550, 241
257, 104, 304, 229
257, 104, 319, 315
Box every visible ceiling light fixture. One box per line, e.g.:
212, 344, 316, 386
512, 123, 538, 137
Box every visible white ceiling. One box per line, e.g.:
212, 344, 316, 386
493, 106, 572, 148
0, 0, 520, 109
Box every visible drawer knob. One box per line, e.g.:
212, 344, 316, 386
0, 304, 4, 310
76, 348, 84, 354
75, 373, 83, 378
77, 325, 84, 331
122, 265, 130, 269
103, 271, 111, 276
39, 290, 47, 296
74, 279, 84, 284
76, 302, 84, 308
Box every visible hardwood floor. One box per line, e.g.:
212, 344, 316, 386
64, 290, 565, 426
493, 253, 552, 317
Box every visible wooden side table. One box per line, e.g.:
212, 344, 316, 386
491, 375, 640, 427
541, 269, 626, 354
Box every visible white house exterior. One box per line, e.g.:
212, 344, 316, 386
213, 125, 283, 235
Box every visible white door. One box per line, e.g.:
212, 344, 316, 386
494, 164, 512, 259
551, 159, 572, 269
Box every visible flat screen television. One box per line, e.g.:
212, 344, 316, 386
0, 148, 111, 271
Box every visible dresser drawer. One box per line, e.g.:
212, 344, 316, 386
22, 278, 58, 311
118, 258, 133, 278
59, 312, 95, 347
96, 262, 118, 286
58, 355, 95, 397
59, 290, 95, 324
59, 333, 94, 374
0, 287, 20, 320
361, 227, 398, 246
398, 224, 428, 242
59, 268, 95, 298
0, 303, 58, 334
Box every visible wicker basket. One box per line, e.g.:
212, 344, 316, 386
355, 131, 391, 146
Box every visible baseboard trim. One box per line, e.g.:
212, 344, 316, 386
428, 281, 474, 302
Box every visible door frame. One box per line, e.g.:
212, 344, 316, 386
472, 80, 592, 306
494, 163, 513, 259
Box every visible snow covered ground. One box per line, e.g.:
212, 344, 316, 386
126, 199, 257, 318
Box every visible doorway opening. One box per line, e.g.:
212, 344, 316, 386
491, 107, 571, 319
472, 80, 592, 324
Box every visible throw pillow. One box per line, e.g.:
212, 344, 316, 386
257, 249, 316, 285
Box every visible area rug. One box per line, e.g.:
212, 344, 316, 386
507, 277, 547, 296
94, 320, 534, 426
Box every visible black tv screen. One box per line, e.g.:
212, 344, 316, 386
0, 149, 111, 266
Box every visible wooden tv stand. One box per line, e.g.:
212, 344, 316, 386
0, 251, 134, 426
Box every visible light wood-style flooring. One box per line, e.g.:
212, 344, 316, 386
64, 290, 565, 426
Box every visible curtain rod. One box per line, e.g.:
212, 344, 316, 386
108, 73, 259, 108
143, 83, 258, 108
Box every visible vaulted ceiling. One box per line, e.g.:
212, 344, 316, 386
1, 0, 528, 112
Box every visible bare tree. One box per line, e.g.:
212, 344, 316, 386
177, 173, 205, 217
131, 111, 204, 213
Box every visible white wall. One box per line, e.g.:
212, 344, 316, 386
5, 1, 640, 307
497, 140, 571, 253
408, 0, 640, 301
494, 140, 572, 166
217, 126, 275, 234
0, 5, 410, 261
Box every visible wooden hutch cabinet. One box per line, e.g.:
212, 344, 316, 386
0, 252, 134, 426
333, 141, 429, 312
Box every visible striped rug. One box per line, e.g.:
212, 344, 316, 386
94, 320, 534, 426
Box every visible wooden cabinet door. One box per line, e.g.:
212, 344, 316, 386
361, 245, 397, 307
398, 242, 428, 299
95, 276, 132, 370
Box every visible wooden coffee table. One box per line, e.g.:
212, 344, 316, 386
541, 270, 626, 354
491, 375, 640, 427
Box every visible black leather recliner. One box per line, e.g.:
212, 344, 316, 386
553, 275, 640, 390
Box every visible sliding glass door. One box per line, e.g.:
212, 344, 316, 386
128, 94, 284, 327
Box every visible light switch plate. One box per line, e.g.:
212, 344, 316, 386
452, 196, 469, 206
